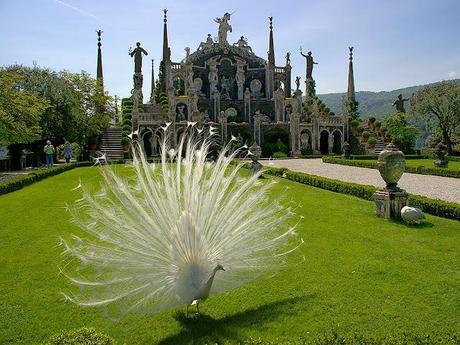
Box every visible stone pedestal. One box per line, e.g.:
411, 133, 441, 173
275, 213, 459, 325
374, 189, 408, 220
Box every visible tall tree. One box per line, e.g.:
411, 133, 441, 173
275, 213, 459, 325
411, 82, 460, 154
0, 70, 47, 145
383, 112, 419, 153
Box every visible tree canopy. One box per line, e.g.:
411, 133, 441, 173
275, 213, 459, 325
410, 81, 460, 154
383, 112, 418, 153
0, 70, 48, 145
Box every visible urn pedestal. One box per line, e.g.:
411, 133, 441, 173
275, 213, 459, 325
374, 143, 408, 220
374, 189, 408, 219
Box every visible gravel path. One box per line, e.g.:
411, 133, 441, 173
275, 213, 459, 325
262, 159, 460, 204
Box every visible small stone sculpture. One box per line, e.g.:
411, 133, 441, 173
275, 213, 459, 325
248, 143, 262, 176
129, 42, 148, 74
300, 47, 318, 80
214, 13, 232, 45
401, 206, 425, 224
342, 141, 350, 158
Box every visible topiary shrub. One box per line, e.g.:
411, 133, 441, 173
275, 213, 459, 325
357, 126, 364, 134
368, 116, 376, 124
362, 131, 370, 141
46, 327, 115, 345
350, 119, 360, 129
368, 137, 377, 147
374, 121, 381, 129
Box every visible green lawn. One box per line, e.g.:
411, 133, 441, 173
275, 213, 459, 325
1, 167, 459, 344
358, 158, 460, 172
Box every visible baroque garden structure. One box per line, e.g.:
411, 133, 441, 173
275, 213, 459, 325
130, 11, 355, 156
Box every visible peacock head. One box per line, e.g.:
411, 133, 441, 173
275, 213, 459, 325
215, 264, 225, 272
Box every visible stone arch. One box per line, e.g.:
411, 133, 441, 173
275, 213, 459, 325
332, 129, 343, 154
141, 127, 162, 157
320, 129, 330, 155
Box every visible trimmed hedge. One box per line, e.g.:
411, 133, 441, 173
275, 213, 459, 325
323, 156, 460, 179
348, 154, 428, 160
264, 167, 460, 220
0, 162, 92, 196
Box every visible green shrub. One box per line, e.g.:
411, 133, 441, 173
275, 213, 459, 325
374, 121, 381, 128
362, 131, 370, 141
356, 126, 364, 134
0, 162, 92, 196
121, 137, 131, 145
350, 120, 360, 128
265, 165, 460, 220
273, 151, 288, 158
368, 116, 376, 123
46, 327, 115, 345
368, 137, 377, 147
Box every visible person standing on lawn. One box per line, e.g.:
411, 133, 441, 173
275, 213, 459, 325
43, 140, 55, 168
63, 142, 73, 163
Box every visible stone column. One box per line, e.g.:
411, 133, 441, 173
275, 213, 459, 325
273, 88, 285, 122
244, 88, 251, 123
253, 112, 261, 145
213, 90, 221, 122
289, 112, 301, 156
265, 64, 275, 100
219, 111, 227, 144
328, 133, 334, 153
285, 64, 292, 98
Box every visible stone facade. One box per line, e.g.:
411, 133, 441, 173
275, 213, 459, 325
133, 12, 347, 157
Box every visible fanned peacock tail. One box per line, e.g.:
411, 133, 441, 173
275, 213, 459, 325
60, 124, 303, 316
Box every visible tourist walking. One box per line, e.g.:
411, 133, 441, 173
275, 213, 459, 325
63, 142, 73, 163
43, 140, 55, 168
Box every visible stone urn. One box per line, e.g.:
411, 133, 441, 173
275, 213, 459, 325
434, 142, 448, 168
377, 143, 405, 191
341, 141, 351, 159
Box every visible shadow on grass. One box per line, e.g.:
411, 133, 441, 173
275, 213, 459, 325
389, 218, 435, 229
156, 295, 311, 345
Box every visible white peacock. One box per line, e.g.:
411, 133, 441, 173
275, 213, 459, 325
60, 125, 302, 316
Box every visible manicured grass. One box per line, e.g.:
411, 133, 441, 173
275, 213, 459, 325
358, 158, 460, 171
0, 167, 459, 344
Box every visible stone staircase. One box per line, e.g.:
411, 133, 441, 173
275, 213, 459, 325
374, 140, 387, 155
100, 127, 124, 160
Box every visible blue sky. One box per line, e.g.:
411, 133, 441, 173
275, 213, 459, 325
0, 0, 459, 98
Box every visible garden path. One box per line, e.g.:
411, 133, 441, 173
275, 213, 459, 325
262, 159, 460, 204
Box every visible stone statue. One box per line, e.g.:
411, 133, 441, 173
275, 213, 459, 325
186, 70, 194, 92
295, 76, 301, 91
214, 12, 232, 45
235, 57, 246, 100
189, 91, 198, 113
129, 42, 148, 74
234, 36, 253, 53
198, 34, 214, 50
220, 75, 231, 100
392, 94, 409, 113
300, 47, 318, 80
286, 52, 291, 65
207, 56, 220, 95
185, 47, 190, 59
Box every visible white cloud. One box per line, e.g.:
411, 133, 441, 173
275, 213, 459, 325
52, 0, 99, 20
448, 71, 457, 79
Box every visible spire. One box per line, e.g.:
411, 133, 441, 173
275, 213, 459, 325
268, 16, 275, 66
96, 29, 104, 91
150, 59, 155, 103
162, 9, 170, 62
347, 46, 355, 102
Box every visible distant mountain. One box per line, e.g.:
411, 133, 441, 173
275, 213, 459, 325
317, 79, 460, 118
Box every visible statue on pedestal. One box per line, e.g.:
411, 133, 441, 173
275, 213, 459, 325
295, 76, 301, 91
392, 94, 409, 113
300, 47, 318, 80
285, 52, 291, 65
207, 56, 220, 95
129, 42, 148, 74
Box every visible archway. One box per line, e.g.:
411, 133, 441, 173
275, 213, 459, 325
332, 130, 342, 154
320, 130, 329, 155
